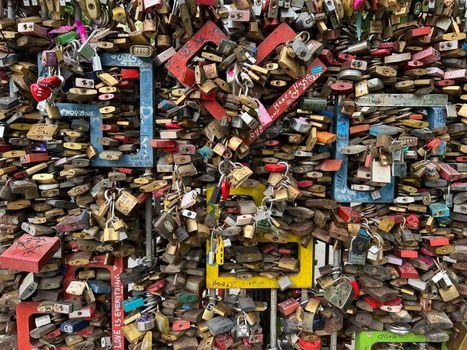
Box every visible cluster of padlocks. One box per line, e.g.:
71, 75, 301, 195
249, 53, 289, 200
0, 0, 465, 349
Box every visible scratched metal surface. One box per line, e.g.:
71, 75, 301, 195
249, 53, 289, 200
356, 94, 448, 108
332, 98, 447, 204
38, 53, 155, 167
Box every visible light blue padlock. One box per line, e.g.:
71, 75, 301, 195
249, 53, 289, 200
198, 145, 214, 159
123, 296, 145, 313
428, 203, 450, 218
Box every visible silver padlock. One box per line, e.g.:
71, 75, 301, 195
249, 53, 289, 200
277, 275, 292, 291
240, 112, 259, 129
92, 54, 103, 72
231, 115, 244, 129
291, 39, 313, 62
236, 314, 250, 338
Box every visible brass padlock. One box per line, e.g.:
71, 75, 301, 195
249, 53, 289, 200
227, 166, 253, 188
278, 46, 304, 79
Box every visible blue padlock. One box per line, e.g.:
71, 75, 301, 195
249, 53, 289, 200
160, 99, 176, 110
87, 280, 112, 294
123, 296, 145, 313
198, 145, 214, 159
436, 217, 451, 226
181, 303, 196, 311
60, 319, 88, 334
428, 203, 450, 218
318, 110, 334, 118
316, 144, 331, 153
369, 125, 399, 136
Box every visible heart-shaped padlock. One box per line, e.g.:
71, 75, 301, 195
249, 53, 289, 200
30, 83, 52, 102
38, 75, 64, 89
323, 278, 354, 310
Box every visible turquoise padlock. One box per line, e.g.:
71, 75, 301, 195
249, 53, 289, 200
198, 145, 214, 159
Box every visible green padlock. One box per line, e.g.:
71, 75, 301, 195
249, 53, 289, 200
55, 31, 77, 46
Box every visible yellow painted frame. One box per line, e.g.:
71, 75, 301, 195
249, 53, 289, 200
205, 180, 314, 289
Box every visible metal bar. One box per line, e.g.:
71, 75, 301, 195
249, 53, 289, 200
325, 242, 330, 265
312, 240, 316, 288
39, 0, 48, 20
145, 195, 153, 263
154, 196, 161, 254
270, 288, 277, 350
356, 93, 448, 107
301, 289, 307, 303
7, 0, 17, 99
7, 0, 14, 19
208, 288, 217, 303
330, 248, 341, 350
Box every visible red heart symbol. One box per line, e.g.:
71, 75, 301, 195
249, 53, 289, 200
30, 83, 51, 102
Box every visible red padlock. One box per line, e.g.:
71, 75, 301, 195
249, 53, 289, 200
151, 139, 177, 148
121, 68, 139, 80
331, 81, 354, 94
265, 163, 287, 172
172, 319, 191, 331
117, 80, 130, 88
386, 215, 404, 224
195, 0, 216, 5
43, 328, 62, 339
363, 296, 383, 309
425, 236, 450, 247
264, 140, 281, 147
420, 247, 437, 257
319, 49, 338, 65
38, 75, 63, 89
378, 42, 400, 51
403, 60, 423, 69
100, 124, 119, 132
393, 249, 418, 259
278, 298, 300, 316
337, 53, 356, 62
350, 279, 359, 298
165, 122, 184, 129
297, 180, 314, 188
409, 114, 424, 120
438, 163, 460, 181
30, 75, 64, 102
298, 336, 321, 350
30, 82, 52, 102
381, 297, 403, 313
215, 334, 234, 350
147, 279, 166, 293
221, 179, 230, 201
426, 138, 441, 149
152, 184, 171, 198
114, 135, 134, 144
396, 262, 419, 279
337, 206, 361, 223
20, 152, 49, 165
436, 79, 455, 87
406, 214, 420, 229
248, 333, 264, 344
